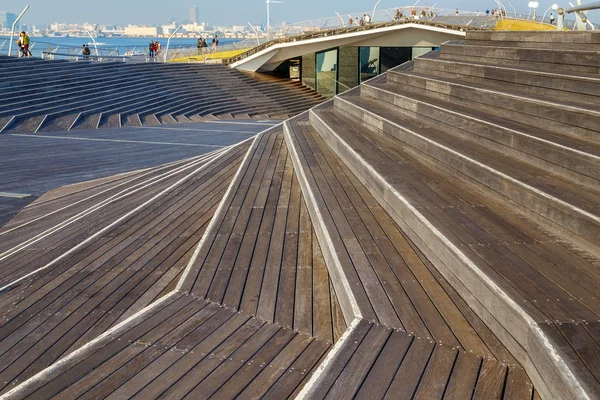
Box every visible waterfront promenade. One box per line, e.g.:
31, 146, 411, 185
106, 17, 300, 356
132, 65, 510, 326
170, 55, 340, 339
0, 25, 599, 400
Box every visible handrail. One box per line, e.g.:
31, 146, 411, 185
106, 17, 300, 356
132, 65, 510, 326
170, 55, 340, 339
224, 18, 485, 65
41, 51, 129, 62
566, 1, 600, 13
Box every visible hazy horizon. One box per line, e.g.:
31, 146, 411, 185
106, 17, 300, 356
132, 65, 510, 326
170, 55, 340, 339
4, 0, 590, 26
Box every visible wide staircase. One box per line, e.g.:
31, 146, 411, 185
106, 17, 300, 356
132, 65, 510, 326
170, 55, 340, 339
0, 56, 324, 134
281, 30, 600, 399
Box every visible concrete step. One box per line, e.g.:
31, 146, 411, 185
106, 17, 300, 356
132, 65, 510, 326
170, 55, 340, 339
304, 104, 600, 400
386, 70, 600, 145
333, 92, 600, 256
440, 42, 600, 75
413, 55, 600, 106
359, 81, 600, 189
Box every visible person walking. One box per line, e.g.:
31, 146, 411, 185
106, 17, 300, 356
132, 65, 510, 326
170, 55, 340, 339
349, 16, 353, 25
154, 41, 161, 57
19, 31, 31, 57
550, 12, 555, 24
364, 13, 371, 24
197, 37, 203, 55
202, 38, 208, 54
149, 40, 155, 57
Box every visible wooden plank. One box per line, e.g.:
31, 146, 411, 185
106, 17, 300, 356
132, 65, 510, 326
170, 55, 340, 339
256, 147, 293, 322
412, 344, 458, 399
286, 121, 377, 322
325, 323, 392, 398
558, 322, 600, 382
443, 352, 483, 399
355, 330, 413, 399
22, 293, 191, 398
275, 176, 301, 329
237, 334, 313, 399
208, 330, 304, 398
177, 324, 285, 399
262, 338, 331, 399
235, 147, 288, 314
207, 135, 284, 303
294, 200, 313, 336
124, 311, 256, 399
384, 337, 435, 400
503, 366, 534, 400
330, 281, 347, 343
472, 359, 508, 399
306, 319, 372, 398
50, 301, 221, 400
313, 232, 333, 343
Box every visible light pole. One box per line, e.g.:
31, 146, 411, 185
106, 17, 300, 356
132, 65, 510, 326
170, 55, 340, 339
84, 27, 99, 57
164, 25, 182, 63
372, 0, 383, 22
8, 6, 30, 57
266, 0, 283, 37
528, 1, 539, 20
542, 3, 559, 24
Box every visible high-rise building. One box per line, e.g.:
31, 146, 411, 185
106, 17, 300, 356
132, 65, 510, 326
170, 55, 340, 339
190, 6, 199, 24
0, 11, 17, 30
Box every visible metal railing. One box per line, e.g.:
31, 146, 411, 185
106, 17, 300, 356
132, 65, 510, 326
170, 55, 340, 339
163, 38, 267, 62
224, 18, 488, 65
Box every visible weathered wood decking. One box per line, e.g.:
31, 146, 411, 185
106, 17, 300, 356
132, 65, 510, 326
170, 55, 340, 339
0, 144, 249, 394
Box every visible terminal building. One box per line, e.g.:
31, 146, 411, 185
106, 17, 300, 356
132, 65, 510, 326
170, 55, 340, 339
230, 22, 466, 96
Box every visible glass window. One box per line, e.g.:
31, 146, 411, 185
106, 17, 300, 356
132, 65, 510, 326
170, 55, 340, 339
316, 48, 339, 97
359, 47, 380, 83
412, 47, 436, 59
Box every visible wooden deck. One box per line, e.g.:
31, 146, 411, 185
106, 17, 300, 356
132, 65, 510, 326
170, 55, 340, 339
182, 128, 347, 343
0, 143, 249, 393
7, 293, 330, 399
301, 319, 533, 399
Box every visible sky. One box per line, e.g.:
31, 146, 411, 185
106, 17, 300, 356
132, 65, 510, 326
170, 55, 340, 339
5, 0, 584, 26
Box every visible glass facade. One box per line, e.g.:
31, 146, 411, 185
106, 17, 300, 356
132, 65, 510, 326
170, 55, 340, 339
359, 47, 380, 83
305, 46, 438, 97
315, 48, 338, 98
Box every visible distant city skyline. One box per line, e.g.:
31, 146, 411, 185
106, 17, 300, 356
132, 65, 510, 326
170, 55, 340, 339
4, 0, 591, 27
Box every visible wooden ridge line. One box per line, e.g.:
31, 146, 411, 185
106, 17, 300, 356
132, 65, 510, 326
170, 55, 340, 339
0, 147, 227, 260
177, 124, 283, 292
0, 139, 251, 294
309, 107, 589, 400
283, 117, 362, 322
0, 149, 222, 238
0, 133, 268, 399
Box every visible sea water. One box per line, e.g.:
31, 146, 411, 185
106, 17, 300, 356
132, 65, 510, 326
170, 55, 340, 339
0, 36, 243, 58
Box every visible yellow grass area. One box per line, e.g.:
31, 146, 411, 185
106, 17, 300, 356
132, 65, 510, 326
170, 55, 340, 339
494, 19, 558, 31
171, 48, 250, 63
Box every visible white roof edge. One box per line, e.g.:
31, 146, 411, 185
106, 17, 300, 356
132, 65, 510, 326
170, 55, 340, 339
231, 23, 467, 69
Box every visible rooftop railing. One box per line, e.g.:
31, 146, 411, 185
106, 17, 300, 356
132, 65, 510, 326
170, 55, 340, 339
223, 17, 489, 65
